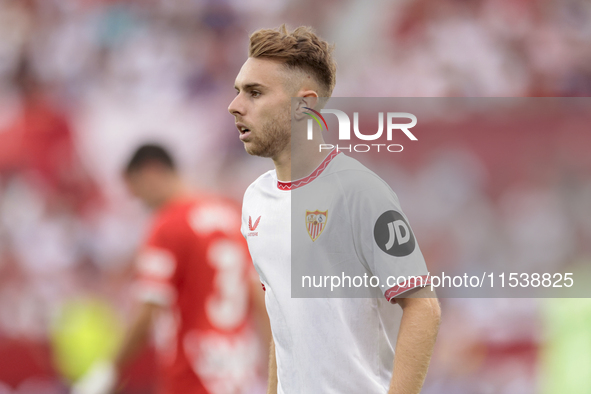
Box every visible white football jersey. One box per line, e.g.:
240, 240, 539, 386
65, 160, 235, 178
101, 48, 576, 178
241, 150, 431, 394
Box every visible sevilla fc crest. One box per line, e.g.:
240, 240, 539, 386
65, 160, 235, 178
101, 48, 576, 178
306, 210, 328, 242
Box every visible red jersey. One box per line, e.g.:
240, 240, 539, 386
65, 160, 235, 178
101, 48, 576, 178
133, 196, 260, 394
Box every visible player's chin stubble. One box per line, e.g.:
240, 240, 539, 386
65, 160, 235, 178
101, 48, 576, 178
245, 110, 291, 158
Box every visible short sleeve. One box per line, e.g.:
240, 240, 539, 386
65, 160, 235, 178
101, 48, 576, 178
240, 207, 248, 240
348, 175, 431, 303
132, 222, 179, 306
241, 187, 266, 291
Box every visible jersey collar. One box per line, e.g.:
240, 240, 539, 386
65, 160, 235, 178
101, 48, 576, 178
277, 149, 340, 191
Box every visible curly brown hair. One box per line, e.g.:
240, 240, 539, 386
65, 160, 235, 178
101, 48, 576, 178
249, 24, 336, 98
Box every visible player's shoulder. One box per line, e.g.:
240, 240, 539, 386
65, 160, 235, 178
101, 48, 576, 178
152, 199, 192, 226
189, 194, 243, 236
153, 196, 239, 230
243, 169, 276, 199
328, 153, 395, 195
195, 193, 240, 211
145, 201, 190, 245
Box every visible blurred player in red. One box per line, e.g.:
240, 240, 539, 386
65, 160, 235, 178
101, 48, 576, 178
73, 144, 268, 394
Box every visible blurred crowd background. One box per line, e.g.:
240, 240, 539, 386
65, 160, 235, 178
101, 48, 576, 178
1, 0, 591, 393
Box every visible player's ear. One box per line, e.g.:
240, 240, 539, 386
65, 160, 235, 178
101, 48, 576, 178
293, 93, 319, 121
293, 98, 307, 121
301, 92, 319, 110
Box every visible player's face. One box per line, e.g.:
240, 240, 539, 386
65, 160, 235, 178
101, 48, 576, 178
124, 168, 164, 209
228, 57, 291, 158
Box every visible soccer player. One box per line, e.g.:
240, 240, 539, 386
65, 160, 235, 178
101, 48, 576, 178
228, 26, 441, 394
73, 144, 268, 394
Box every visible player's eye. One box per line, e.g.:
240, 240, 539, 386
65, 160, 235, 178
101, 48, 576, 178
251, 91, 261, 98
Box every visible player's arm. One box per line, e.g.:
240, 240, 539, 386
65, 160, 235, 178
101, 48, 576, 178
388, 286, 441, 394
71, 301, 161, 394
73, 242, 175, 394
267, 338, 278, 394
114, 301, 161, 371
249, 274, 272, 358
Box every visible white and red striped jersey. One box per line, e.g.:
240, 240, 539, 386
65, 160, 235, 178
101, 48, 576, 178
241, 150, 431, 394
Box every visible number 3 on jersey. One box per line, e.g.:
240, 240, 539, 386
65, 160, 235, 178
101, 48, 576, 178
206, 239, 249, 330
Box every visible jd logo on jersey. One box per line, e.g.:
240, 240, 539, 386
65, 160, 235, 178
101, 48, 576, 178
374, 210, 415, 256
306, 210, 328, 242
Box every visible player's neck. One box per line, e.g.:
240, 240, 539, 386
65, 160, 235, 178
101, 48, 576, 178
273, 139, 329, 183
159, 177, 191, 208
273, 148, 291, 183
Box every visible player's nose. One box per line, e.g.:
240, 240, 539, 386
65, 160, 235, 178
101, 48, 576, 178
228, 94, 244, 117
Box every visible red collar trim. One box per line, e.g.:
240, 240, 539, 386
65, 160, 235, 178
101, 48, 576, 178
277, 150, 340, 191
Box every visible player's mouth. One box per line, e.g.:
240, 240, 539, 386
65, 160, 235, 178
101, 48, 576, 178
236, 123, 252, 141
